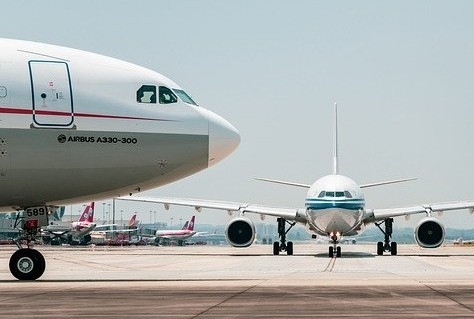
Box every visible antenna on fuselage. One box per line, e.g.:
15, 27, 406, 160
332, 103, 339, 175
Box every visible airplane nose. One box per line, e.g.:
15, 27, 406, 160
206, 110, 240, 167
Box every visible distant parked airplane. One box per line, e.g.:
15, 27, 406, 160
155, 216, 197, 245
43, 202, 96, 245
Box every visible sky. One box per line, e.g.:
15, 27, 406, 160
2, 1, 474, 229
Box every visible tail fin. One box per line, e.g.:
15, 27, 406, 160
187, 216, 195, 231
181, 220, 189, 230
128, 213, 137, 227
78, 202, 94, 223
332, 103, 339, 175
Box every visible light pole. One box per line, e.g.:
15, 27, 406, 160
102, 203, 105, 221
112, 198, 116, 224
120, 210, 123, 226
154, 211, 156, 224
170, 217, 173, 228
107, 203, 111, 223
149, 211, 152, 224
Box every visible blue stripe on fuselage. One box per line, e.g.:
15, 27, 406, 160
305, 198, 365, 210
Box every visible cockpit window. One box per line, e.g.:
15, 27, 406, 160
137, 85, 156, 103
159, 86, 178, 104
173, 89, 198, 105
319, 191, 352, 198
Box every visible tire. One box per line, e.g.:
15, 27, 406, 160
329, 246, 334, 258
336, 246, 341, 258
9, 249, 46, 281
273, 242, 280, 255
287, 241, 293, 255
377, 241, 384, 255
390, 242, 398, 255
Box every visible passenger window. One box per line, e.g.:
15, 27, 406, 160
137, 85, 156, 103
159, 86, 178, 104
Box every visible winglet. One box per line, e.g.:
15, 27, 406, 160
333, 103, 339, 175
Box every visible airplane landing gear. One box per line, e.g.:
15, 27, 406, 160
375, 218, 397, 255
9, 248, 46, 281
328, 234, 341, 258
10, 207, 48, 280
273, 217, 295, 255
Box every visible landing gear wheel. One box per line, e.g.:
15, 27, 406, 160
273, 241, 280, 255
287, 241, 293, 255
336, 246, 341, 258
376, 218, 397, 256
329, 246, 334, 258
390, 242, 398, 255
274, 218, 296, 256
377, 241, 384, 255
9, 248, 46, 281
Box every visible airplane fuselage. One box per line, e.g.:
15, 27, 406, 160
0, 38, 239, 211
155, 230, 196, 240
305, 174, 366, 239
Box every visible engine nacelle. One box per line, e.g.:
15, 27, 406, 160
414, 217, 445, 248
225, 216, 256, 247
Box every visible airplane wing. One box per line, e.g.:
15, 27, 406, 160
364, 201, 474, 222
116, 196, 307, 222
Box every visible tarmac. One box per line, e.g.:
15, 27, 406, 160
1, 243, 474, 318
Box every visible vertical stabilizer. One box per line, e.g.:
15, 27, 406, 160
333, 103, 339, 175
78, 202, 95, 223
181, 220, 189, 230
128, 213, 137, 227
187, 216, 195, 231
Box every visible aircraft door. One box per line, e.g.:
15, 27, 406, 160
29, 61, 74, 127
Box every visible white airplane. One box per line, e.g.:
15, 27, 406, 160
119, 104, 474, 257
92, 212, 140, 234
155, 215, 197, 245
44, 202, 97, 244
0, 38, 240, 280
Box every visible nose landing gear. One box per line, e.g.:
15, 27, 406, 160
328, 233, 341, 258
9, 207, 48, 280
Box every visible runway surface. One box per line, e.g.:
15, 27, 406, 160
1, 243, 474, 318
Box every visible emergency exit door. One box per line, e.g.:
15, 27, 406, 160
29, 61, 74, 127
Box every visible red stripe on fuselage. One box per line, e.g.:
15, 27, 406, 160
0, 106, 176, 122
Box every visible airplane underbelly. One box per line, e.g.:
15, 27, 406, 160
0, 128, 208, 210
307, 208, 364, 235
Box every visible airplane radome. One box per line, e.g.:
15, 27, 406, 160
0, 38, 240, 280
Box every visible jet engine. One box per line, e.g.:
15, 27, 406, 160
414, 217, 445, 248
225, 216, 256, 247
